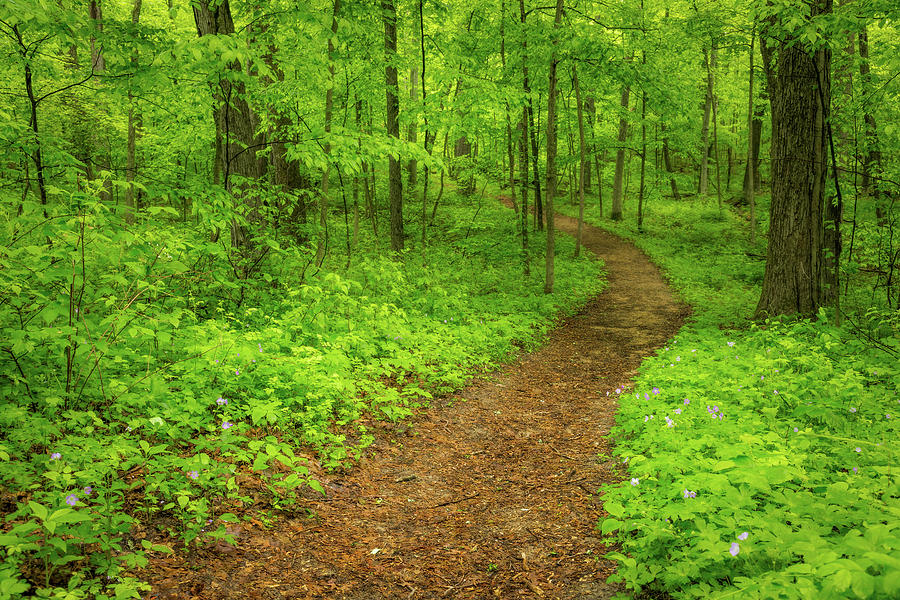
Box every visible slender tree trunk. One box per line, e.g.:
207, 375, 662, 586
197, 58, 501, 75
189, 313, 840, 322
661, 124, 680, 200
573, 64, 586, 257
519, 0, 542, 231
611, 85, 630, 221
408, 66, 418, 186
638, 73, 647, 231
383, 0, 403, 253
543, 0, 564, 294
583, 96, 595, 193
709, 44, 723, 211
746, 26, 757, 240
316, 0, 341, 266
756, 0, 832, 319
500, 0, 517, 214
859, 26, 884, 218
124, 0, 142, 224
699, 47, 713, 196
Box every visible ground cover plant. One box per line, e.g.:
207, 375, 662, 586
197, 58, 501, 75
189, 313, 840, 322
0, 184, 603, 599
569, 197, 900, 599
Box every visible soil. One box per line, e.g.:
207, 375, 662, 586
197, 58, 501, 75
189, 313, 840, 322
142, 201, 688, 599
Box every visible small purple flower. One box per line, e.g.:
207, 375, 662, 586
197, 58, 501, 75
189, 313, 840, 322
886, 414, 891, 419
774, 390, 779, 395
50, 452, 61, 460
684, 399, 690, 405
236, 353, 240, 357
852, 466, 858, 473
727, 341, 735, 347
683, 489, 696, 499
793, 427, 799, 432
125, 426, 132, 432
849, 407, 857, 413
855, 447, 861, 453
644, 393, 650, 400
83, 486, 93, 496
630, 478, 640, 486
215, 359, 219, 363
674, 408, 682, 415
222, 421, 233, 430
65, 494, 78, 506
652, 387, 660, 395
676, 356, 681, 361
216, 397, 228, 406
235, 369, 240, 376
737, 531, 749, 541
187, 470, 199, 480
729, 542, 740, 557
615, 388, 621, 394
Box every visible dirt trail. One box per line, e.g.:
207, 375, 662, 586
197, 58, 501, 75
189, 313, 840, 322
146, 204, 687, 599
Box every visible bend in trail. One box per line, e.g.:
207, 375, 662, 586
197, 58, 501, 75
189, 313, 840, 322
146, 200, 687, 599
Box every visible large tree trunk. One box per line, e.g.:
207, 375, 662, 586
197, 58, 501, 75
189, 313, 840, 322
859, 26, 884, 215
610, 85, 630, 221
382, 0, 403, 253
742, 102, 764, 194
755, 0, 832, 319
194, 0, 267, 248
543, 0, 563, 294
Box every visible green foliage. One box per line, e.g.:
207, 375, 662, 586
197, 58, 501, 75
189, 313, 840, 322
0, 181, 602, 597
572, 196, 900, 599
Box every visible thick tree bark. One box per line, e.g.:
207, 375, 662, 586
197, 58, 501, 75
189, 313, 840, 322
383, 0, 403, 253
194, 0, 267, 248
610, 85, 630, 221
543, 0, 563, 294
756, 0, 832, 319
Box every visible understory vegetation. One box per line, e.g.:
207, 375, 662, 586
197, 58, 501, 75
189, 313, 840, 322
0, 186, 603, 599
575, 197, 900, 599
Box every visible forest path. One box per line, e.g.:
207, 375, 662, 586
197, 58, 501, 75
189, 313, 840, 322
146, 199, 687, 600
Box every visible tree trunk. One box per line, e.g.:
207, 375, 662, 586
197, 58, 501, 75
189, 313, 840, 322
709, 44, 723, 211
746, 26, 757, 240
383, 0, 403, 253
661, 124, 680, 200
519, 0, 542, 231
408, 66, 418, 186
194, 0, 267, 248
859, 26, 884, 215
124, 0, 142, 224
315, 0, 341, 266
755, 0, 831, 319
638, 74, 647, 230
582, 96, 595, 193
699, 47, 713, 196
610, 85, 630, 221
543, 0, 563, 294
742, 102, 764, 193
573, 64, 586, 257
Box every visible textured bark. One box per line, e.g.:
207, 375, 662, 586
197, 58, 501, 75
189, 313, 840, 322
756, 0, 831, 319
742, 102, 764, 193
194, 0, 267, 247
610, 85, 630, 221
543, 0, 563, 295
859, 27, 883, 211
383, 0, 403, 253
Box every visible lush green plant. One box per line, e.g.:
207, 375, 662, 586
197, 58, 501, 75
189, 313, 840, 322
567, 195, 900, 599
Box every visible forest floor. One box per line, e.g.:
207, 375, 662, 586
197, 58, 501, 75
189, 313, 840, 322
143, 199, 688, 599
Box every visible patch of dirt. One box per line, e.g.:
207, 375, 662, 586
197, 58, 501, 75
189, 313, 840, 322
142, 202, 688, 599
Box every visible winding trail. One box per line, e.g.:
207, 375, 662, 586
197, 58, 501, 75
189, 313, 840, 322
146, 202, 687, 599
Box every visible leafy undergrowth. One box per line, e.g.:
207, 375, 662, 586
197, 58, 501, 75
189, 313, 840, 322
0, 185, 603, 599
563, 196, 900, 599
